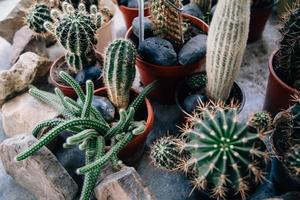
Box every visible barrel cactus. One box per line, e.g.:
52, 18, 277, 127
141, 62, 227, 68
248, 111, 272, 132
151, 0, 184, 46
60, 0, 99, 10
26, 4, 52, 34
103, 39, 137, 109
206, 0, 250, 101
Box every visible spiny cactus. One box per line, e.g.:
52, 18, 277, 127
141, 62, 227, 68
286, 145, 300, 176
277, 3, 300, 90
192, 0, 212, 13
150, 136, 184, 170
60, 0, 99, 10
151, 0, 184, 46
103, 39, 137, 109
15, 71, 157, 200
26, 4, 53, 34
185, 73, 207, 90
44, 2, 102, 72
248, 112, 272, 132
206, 0, 250, 101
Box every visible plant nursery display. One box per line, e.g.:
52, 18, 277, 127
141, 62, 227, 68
150, 103, 270, 200
126, 0, 209, 102
15, 39, 156, 200
264, 2, 300, 116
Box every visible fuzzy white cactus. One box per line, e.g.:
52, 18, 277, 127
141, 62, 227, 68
206, 0, 251, 101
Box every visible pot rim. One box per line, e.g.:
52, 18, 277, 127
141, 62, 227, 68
268, 50, 299, 94
251, 0, 278, 11
125, 13, 209, 69
50, 50, 104, 90
119, 4, 150, 11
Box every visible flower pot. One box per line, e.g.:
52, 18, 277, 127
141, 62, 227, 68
248, 0, 277, 43
126, 14, 209, 103
95, 0, 117, 54
94, 87, 154, 164
118, 1, 150, 29
263, 50, 298, 117
50, 50, 104, 98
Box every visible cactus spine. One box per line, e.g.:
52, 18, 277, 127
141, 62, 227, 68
103, 39, 137, 109
26, 4, 52, 34
151, 0, 184, 46
206, 0, 250, 101
192, 0, 212, 13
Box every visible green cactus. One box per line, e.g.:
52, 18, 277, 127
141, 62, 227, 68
151, 0, 184, 46
277, 4, 300, 90
286, 145, 300, 176
26, 4, 53, 34
150, 136, 184, 170
103, 39, 137, 109
206, 0, 250, 101
248, 112, 272, 132
60, 0, 99, 10
185, 73, 207, 91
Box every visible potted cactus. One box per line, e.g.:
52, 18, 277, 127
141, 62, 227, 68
263, 3, 300, 116
150, 103, 270, 199
125, 0, 209, 103
175, 0, 249, 116
270, 95, 300, 192
15, 39, 156, 200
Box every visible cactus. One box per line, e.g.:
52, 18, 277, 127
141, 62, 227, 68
60, 0, 99, 10
248, 112, 272, 132
150, 136, 184, 170
26, 4, 53, 34
103, 39, 137, 109
44, 2, 102, 72
192, 0, 212, 13
277, 3, 300, 90
151, 0, 184, 46
206, 0, 250, 101
15, 71, 157, 200
286, 145, 300, 176
185, 73, 207, 90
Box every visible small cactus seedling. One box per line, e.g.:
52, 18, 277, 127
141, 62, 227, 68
248, 111, 272, 132
103, 39, 137, 109
185, 73, 207, 91
26, 4, 53, 34
151, 0, 184, 46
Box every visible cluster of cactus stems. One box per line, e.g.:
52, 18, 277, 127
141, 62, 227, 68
192, 0, 212, 13
151, 0, 184, 46
151, 102, 268, 200
277, 3, 300, 90
206, 0, 250, 101
26, 4, 53, 34
15, 39, 158, 200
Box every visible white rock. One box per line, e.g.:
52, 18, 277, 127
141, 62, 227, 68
0, 37, 13, 70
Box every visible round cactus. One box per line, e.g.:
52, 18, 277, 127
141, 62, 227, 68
26, 4, 52, 34
248, 111, 272, 132
185, 73, 207, 90
103, 39, 137, 109
150, 136, 184, 171
181, 106, 267, 199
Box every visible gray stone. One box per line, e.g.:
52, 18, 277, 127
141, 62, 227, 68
75, 65, 102, 85
0, 52, 52, 106
1, 92, 59, 137
139, 37, 178, 66
132, 17, 154, 39
178, 34, 207, 66
182, 3, 204, 19
92, 96, 116, 122
127, 0, 138, 8
95, 165, 155, 200
183, 94, 207, 114
0, 134, 78, 200
0, 37, 13, 70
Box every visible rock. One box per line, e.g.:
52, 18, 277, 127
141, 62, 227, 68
92, 96, 115, 122
1, 92, 59, 137
0, 36, 13, 70
127, 0, 138, 8
139, 37, 178, 66
0, 134, 78, 200
0, 52, 52, 106
178, 34, 207, 66
266, 192, 300, 200
0, 0, 32, 43
182, 3, 204, 19
183, 94, 207, 114
75, 65, 102, 85
46, 42, 66, 61
132, 17, 154, 39
10, 26, 48, 65
95, 165, 155, 200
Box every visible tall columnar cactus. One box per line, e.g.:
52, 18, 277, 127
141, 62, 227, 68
277, 4, 300, 90
103, 39, 137, 109
26, 4, 53, 34
44, 2, 102, 72
192, 0, 212, 13
151, 0, 184, 46
206, 0, 250, 101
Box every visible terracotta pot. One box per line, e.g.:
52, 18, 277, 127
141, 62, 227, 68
95, 0, 117, 54
118, 3, 150, 30
94, 87, 154, 164
126, 14, 209, 103
50, 50, 104, 98
263, 50, 298, 117
248, 0, 277, 43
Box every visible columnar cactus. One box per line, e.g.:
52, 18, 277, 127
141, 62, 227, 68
103, 39, 137, 109
206, 0, 250, 101
248, 111, 272, 132
277, 4, 300, 90
26, 4, 52, 34
192, 0, 212, 13
151, 0, 184, 46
